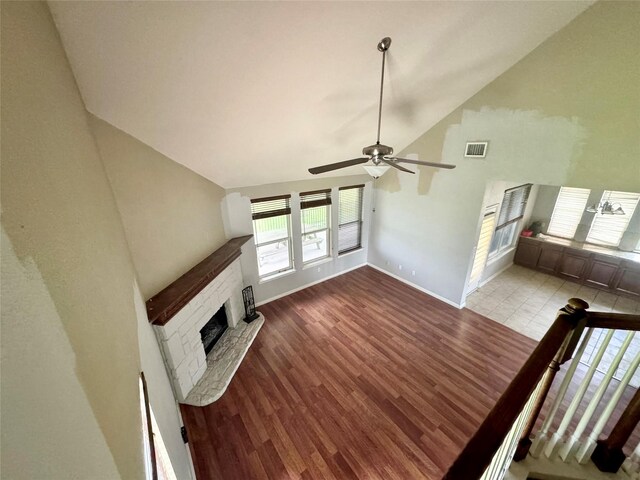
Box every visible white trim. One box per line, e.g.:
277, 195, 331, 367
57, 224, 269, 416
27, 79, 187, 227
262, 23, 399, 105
366, 263, 465, 309
255, 263, 367, 306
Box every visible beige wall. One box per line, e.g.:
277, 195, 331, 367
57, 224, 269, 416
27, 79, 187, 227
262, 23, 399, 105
1, 2, 143, 478
368, 1, 640, 305
89, 115, 227, 299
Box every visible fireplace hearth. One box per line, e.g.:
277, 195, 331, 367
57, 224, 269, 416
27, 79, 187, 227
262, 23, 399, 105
200, 306, 228, 355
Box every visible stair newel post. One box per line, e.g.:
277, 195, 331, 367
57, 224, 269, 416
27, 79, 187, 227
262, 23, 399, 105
513, 297, 589, 462
591, 387, 640, 473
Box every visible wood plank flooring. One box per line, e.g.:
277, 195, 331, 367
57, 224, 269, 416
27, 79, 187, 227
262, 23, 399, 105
181, 266, 538, 479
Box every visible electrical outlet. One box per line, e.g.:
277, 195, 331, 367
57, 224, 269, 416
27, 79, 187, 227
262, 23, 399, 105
412, 270, 416, 276
398, 265, 402, 271
317, 267, 321, 273
385, 261, 390, 266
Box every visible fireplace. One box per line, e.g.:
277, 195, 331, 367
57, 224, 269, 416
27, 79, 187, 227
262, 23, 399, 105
200, 306, 228, 355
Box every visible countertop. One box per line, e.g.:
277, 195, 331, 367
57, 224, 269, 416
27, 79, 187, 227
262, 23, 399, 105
523, 234, 640, 263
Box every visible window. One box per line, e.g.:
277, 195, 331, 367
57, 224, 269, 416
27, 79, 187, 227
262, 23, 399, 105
488, 184, 532, 258
547, 187, 591, 239
469, 206, 497, 288
251, 195, 293, 278
300, 189, 331, 264
338, 184, 364, 254
586, 190, 640, 246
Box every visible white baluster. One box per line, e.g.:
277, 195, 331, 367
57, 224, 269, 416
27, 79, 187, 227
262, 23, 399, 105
545, 329, 615, 458
530, 328, 594, 458
560, 331, 636, 462
576, 346, 640, 463
623, 441, 640, 476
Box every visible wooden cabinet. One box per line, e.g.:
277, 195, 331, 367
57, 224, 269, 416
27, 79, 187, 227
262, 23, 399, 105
513, 241, 541, 268
537, 245, 563, 273
558, 250, 590, 281
514, 237, 639, 298
585, 255, 621, 289
613, 262, 640, 297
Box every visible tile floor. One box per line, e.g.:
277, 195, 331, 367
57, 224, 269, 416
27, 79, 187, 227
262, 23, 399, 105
466, 264, 640, 386
466, 264, 640, 341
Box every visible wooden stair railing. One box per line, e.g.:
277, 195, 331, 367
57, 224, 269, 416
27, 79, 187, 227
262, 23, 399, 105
443, 298, 589, 480
444, 298, 640, 480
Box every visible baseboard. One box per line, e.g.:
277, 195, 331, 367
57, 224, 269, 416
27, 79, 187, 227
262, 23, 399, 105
366, 263, 464, 309
255, 263, 367, 306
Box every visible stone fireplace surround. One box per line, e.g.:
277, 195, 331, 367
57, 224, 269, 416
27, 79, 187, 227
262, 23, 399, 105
146, 236, 261, 405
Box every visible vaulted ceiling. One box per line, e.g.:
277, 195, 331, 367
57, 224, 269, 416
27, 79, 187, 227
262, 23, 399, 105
49, 1, 591, 188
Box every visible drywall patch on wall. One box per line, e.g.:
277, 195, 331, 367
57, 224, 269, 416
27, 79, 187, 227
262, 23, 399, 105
1, 226, 121, 479
370, 106, 587, 305
1, 3, 144, 476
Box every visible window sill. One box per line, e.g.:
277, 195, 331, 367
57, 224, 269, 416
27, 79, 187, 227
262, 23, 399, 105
338, 247, 363, 258
258, 268, 296, 284
302, 256, 333, 270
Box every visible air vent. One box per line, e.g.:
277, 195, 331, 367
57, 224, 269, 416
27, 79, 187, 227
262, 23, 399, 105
465, 141, 488, 158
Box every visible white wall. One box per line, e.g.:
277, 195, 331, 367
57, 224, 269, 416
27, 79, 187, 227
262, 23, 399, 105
368, 2, 640, 306
223, 175, 372, 304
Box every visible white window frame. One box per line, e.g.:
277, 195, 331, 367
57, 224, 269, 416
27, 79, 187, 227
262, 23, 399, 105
251, 195, 294, 280
488, 184, 532, 260
300, 189, 331, 265
338, 184, 365, 255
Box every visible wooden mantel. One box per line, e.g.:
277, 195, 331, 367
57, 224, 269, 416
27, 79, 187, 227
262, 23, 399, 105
146, 235, 253, 326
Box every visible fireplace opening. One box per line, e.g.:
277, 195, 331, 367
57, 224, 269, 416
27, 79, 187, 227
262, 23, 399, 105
200, 305, 228, 356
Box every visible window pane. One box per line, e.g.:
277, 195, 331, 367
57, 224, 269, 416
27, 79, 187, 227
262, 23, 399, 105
489, 229, 502, 255
586, 190, 640, 246
547, 187, 590, 239
257, 240, 291, 277
500, 223, 517, 249
253, 215, 288, 244
339, 186, 364, 253
301, 205, 328, 235
302, 230, 328, 263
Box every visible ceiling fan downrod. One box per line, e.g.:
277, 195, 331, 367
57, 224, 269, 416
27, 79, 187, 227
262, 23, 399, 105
375, 37, 391, 146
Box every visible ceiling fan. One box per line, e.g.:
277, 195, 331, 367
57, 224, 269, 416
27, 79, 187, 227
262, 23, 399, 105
309, 37, 456, 176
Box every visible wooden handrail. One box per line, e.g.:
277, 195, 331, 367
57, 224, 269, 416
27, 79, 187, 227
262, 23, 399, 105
585, 312, 640, 331
443, 298, 589, 479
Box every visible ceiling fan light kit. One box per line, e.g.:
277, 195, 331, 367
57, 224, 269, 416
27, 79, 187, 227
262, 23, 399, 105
309, 37, 456, 178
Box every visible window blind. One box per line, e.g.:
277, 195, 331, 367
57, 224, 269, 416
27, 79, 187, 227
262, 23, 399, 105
250, 194, 291, 220
300, 190, 330, 237
338, 185, 364, 254
496, 184, 532, 230
547, 187, 591, 239
586, 190, 640, 246
300, 189, 331, 210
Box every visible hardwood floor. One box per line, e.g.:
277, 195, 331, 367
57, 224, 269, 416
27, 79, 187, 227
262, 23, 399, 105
181, 266, 538, 479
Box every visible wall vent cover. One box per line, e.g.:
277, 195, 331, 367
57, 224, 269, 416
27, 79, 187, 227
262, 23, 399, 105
465, 141, 488, 158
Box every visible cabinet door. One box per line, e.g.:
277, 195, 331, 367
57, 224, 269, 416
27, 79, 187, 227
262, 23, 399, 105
584, 256, 621, 289
537, 246, 563, 273
514, 239, 541, 268
558, 250, 591, 280
613, 262, 640, 297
